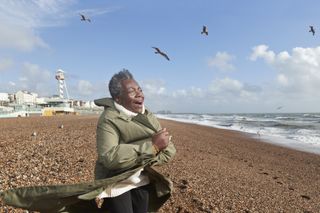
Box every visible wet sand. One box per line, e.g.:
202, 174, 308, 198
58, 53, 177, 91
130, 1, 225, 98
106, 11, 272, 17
0, 116, 320, 212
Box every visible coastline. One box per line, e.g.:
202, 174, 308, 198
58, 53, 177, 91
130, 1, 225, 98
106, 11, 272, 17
156, 114, 320, 156
158, 118, 320, 212
0, 116, 319, 212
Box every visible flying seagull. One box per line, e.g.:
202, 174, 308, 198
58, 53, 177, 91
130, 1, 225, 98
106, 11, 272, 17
152, 47, 170, 61
276, 106, 283, 110
201, 25, 208, 35
309, 26, 315, 36
80, 13, 91, 22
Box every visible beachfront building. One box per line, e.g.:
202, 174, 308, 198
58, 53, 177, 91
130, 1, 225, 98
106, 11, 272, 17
15, 90, 38, 105
0, 89, 101, 118
70, 100, 98, 108
80, 101, 94, 108
0, 93, 9, 106
8, 94, 15, 103
35, 97, 47, 105
72, 100, 101, 115
71, 100, 81, 107
38, 97, 74, 116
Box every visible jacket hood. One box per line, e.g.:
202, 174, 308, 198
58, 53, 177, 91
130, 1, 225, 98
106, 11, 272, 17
94, 98, 114, 107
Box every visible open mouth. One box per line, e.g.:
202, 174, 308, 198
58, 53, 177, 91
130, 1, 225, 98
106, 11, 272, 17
133, 100, 144, 107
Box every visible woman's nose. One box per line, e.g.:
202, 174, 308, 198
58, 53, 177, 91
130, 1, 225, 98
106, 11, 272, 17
135, 90, 143, 97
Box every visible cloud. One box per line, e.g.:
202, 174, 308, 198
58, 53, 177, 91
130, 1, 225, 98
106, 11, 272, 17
250, 44, 275, 63
0, 0, 74, 51
10, 65, 101, 99
77, 80, 94, 96
209, 77, 242, 94
171, 87, 205, 99
0, 58, 13, 71
172, 89, 187, 98
140, 76, 261, 113
250, 45, 320, 96
77, 6, 120, 17
207, 77, 259, 102
141, 80, 166, 96
137, 82, 202, 110
0, 0, 115, 51
18, 62, 53, 95
277, 74, 289, 86
190, 87, 205, 98
0, 81, 17, 93
8, 81, 16, 86
0, 62, 55, 96
58, 79, 107, 100
141, 79, 205, 99
208, 51, 235, 71
0, 25, 48, 51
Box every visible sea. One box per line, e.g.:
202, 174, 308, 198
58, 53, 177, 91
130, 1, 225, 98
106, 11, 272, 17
155, 113, 320, 155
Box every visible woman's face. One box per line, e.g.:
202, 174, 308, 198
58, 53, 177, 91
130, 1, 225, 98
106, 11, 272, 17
116, 79, 144, 113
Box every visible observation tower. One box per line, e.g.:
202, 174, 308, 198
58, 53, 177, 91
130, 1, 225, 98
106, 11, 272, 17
55, 69, 70, 100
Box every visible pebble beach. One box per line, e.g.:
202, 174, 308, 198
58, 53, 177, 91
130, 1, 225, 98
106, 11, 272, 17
0, 115, 320, 212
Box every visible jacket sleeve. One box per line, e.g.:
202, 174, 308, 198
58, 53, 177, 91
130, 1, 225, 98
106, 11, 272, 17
147, 112, 176, 166
153, 139, 176, 166
96, 118, 156, 171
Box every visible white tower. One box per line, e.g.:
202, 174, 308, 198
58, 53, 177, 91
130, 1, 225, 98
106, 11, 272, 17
55, 69, 69, 99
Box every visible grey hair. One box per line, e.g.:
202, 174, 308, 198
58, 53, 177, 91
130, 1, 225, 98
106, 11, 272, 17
109, 69, 134, 99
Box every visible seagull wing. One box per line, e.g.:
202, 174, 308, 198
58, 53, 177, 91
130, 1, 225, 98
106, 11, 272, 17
152, 47, 160, 53
202, 26, 208, 35
160, 52, 170, 61
80, 14, 85, 20
152, 47, 170, 60
201, 26, 205, 34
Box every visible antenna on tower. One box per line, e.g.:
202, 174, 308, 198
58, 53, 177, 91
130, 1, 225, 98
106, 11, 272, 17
55, 69, 70, 100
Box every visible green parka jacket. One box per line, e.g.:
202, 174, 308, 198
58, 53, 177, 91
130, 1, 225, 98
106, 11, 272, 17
0, 98, 176, 213
94, 98, 176, 179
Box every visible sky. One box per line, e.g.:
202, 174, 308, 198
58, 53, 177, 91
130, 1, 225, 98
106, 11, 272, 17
0, 0, 320, 113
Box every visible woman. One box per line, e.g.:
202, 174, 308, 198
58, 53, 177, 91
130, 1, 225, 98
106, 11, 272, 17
93, 69, 176, 212
1, 70, 176, 213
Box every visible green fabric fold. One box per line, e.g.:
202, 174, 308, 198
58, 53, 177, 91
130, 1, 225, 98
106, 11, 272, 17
1, 161, 171, 212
